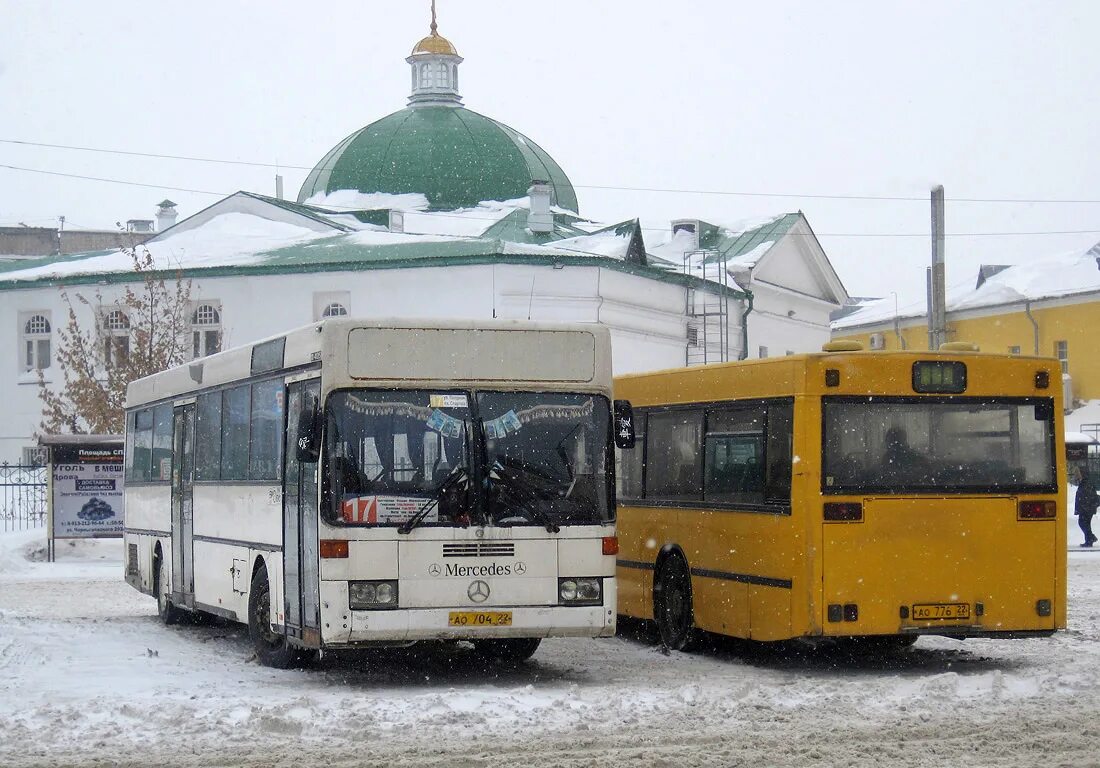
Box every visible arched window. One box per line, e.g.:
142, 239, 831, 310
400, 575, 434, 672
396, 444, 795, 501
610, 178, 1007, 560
420, 62, 433, 88
103, 309, 130, 368
21, 313, 51, 371
191, 302, 222, 358
412, 66, 419, 90
322, 302, 348, 318
452, 65, 458, 90
438, 62, 450, 88
104, 310, 129, 331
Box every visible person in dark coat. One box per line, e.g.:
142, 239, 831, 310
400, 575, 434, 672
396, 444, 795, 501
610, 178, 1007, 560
1073, 465, 1098, 547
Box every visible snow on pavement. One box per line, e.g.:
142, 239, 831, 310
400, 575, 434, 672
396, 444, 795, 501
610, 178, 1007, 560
2, 530, 1099, 768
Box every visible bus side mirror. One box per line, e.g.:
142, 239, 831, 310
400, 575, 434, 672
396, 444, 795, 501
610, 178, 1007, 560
296, 397, 321, 463
613, 400, 636, 449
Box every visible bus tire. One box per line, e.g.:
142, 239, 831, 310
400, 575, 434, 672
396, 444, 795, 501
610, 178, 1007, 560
248, 565, 298, 669
654, 553, 694, 651
472, 637, 541, 663
155, 551, 184, 625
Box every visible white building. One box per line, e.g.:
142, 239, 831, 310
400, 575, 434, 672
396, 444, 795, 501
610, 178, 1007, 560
0, 16, 848, 464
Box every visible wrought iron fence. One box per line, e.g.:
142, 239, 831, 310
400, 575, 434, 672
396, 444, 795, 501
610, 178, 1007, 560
0, 463, 47, 531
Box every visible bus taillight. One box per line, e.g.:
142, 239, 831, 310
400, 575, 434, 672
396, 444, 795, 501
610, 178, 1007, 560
320, 539, 350, 558
602, 536, 619, 555
1018, 501, 1056, 520
824, 502, 863, 522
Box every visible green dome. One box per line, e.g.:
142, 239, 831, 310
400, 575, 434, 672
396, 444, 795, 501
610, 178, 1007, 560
297, 106, 579, 213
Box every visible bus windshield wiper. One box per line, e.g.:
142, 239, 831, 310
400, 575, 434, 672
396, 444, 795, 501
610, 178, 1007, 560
490, 465, 561, 533
397, 467, 467, 535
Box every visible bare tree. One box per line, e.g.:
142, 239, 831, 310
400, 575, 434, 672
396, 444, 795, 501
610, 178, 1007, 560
38, 245, 192, 435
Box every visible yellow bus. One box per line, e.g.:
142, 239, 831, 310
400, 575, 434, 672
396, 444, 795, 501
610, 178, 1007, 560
614, 344, 1066, 650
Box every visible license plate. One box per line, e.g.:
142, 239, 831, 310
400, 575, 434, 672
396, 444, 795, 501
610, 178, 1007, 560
448, 611, 513, 627
912, 603, 971, 620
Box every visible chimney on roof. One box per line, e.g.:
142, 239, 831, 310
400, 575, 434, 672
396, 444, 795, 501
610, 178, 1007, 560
127, 219, 155, 233
155, 200, 178, 232
527, 181, 553, 234
671, 219, 700, 251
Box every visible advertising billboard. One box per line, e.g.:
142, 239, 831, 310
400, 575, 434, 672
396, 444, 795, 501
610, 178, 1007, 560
50, 443, 125, 538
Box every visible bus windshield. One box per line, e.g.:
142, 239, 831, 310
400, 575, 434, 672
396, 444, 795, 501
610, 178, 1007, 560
322, 389, 611, 527
480, 391, 611, 527
823, 397, 1056, 494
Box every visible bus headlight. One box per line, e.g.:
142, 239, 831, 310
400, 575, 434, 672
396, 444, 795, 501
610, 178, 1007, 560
349, 580, 399, 610
559, 577, 602, 605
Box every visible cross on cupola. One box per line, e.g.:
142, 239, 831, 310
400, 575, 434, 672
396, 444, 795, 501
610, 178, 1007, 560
407, 0, 463, 106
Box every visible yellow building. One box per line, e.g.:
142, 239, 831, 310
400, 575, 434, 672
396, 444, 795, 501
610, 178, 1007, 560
832, 242, 1100, 401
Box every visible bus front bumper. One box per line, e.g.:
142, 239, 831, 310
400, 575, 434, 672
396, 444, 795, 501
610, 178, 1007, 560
325, 603, 617, 644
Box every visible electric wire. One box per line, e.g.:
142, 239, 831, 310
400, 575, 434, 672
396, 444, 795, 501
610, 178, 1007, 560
4, 137, 1100, 205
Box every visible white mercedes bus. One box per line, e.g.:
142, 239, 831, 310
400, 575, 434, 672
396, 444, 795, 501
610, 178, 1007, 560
123, 318, 630, 667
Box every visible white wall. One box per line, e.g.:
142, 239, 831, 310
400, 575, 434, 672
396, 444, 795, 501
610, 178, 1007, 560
0, 262, 695, 462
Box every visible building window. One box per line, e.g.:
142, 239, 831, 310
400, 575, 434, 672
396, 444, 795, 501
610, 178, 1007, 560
314, 291, 351, 321
686, 326, 699, 347
1055, 340, 1068, 374
420, 62, 433, 88
22, 446, 47, 466
21, 313, 51, 372
103, 310, 130, 368
758, 346, 769, 359
452, 65, 458, 89
438, 62, 450, 88
191, 302, 222, 358
1008, 345, 1021, 355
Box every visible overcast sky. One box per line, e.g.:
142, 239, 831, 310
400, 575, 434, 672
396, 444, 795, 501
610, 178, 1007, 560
2, 1, 1098, 311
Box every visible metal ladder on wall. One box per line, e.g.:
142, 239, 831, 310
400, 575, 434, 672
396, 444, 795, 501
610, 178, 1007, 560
684, 249, 729, 366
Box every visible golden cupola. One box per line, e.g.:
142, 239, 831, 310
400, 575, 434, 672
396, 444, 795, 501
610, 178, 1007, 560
407, 1, 463, 106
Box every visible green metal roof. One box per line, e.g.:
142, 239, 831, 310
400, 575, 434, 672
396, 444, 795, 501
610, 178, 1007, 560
701, 213, 801, 263
478, 210, 591, 245
297, 106, 579, 213
0, 234, 743, 300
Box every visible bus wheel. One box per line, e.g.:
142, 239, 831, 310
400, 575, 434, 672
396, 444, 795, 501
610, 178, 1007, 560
654, 554, 694, 651
155, 553, 183, 625
472, 638, 541, 663
248, 565, 299, 669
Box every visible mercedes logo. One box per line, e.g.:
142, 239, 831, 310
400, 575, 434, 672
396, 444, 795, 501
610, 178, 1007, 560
514, 561, 527, 575
428, 563, 441, 577
467, 580, 490, 603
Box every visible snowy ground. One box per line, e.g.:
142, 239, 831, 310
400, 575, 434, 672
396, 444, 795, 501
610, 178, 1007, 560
2, 531, 1099, 768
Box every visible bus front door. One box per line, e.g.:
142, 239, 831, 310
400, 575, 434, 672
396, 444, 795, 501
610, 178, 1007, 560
284, 380, 322, 646
171, 404, 196, 607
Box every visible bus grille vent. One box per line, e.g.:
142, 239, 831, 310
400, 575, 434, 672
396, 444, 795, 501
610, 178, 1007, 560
442, 542, 515, 558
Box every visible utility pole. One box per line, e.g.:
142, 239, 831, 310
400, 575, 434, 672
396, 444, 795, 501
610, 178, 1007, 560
927, 185, 947, 350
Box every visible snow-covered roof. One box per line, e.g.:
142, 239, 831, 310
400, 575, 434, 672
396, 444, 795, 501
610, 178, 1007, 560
0, 201, 741, 300
835, 240, 1100, 330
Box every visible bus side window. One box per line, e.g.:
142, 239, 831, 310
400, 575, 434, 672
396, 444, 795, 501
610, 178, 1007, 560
195, 392, 222, 480
704, 407, 765, 505
249, 379, 284, 481
764, 401, 793, 504
222, 385, 251, 481
646, 410, 703, 501
616, 411, 646, 499
152, 404, 173, 482
132, 408, 154, 482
